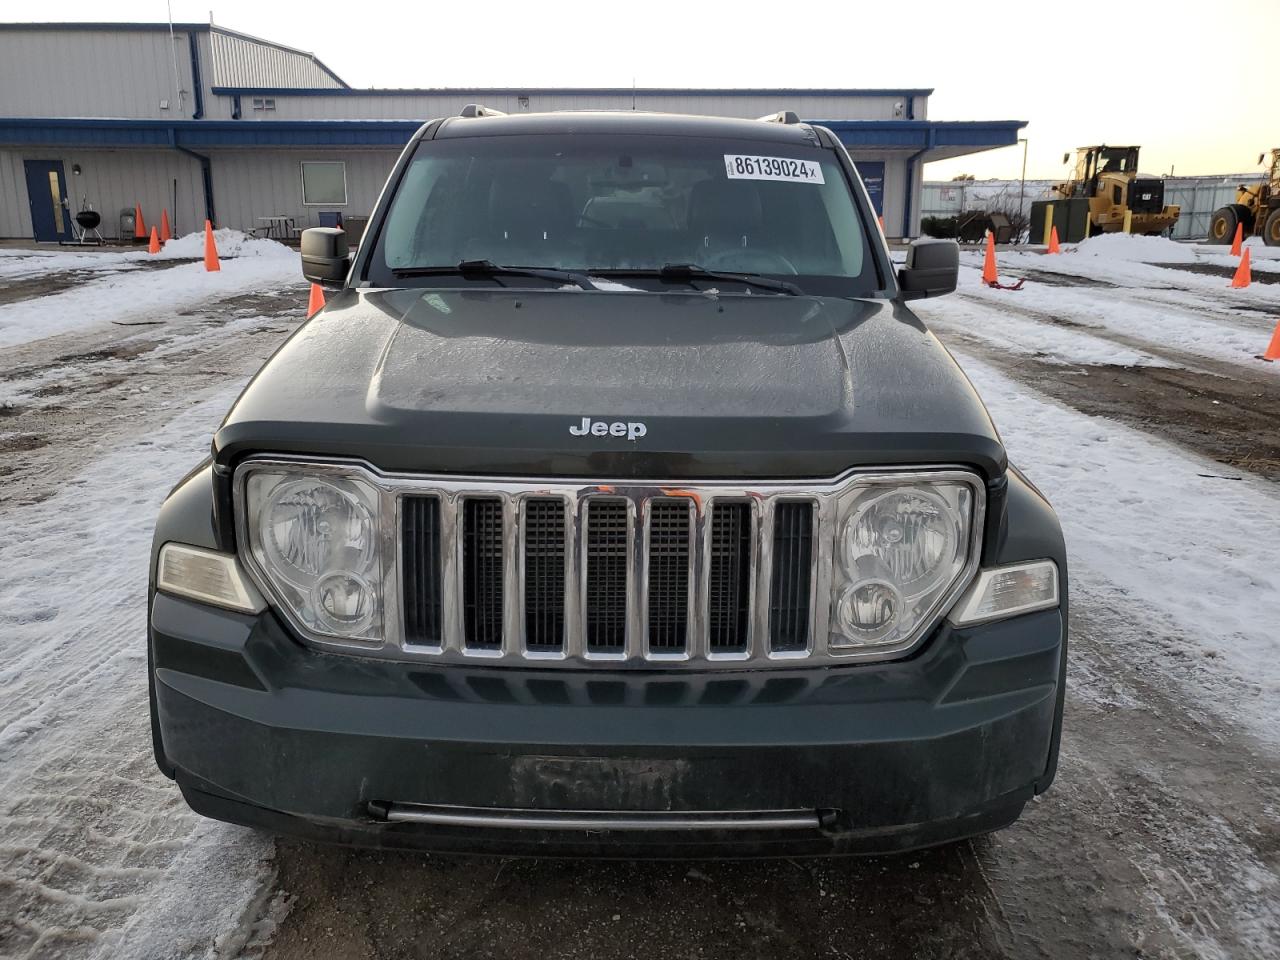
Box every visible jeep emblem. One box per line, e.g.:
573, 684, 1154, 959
569, 417, 647, 441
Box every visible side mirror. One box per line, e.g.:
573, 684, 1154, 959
897, 238, 959, 300
1063, 152, 1070, 165
300, 227, 350, 288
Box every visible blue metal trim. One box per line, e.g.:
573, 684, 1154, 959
188, 32, 204, 120
0, 22, 211, 32
0, 118, 422, 148
209, 85, 936, 98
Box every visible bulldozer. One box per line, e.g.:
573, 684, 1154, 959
1048, 145, 1180, 237
1207, 149, 1280, 246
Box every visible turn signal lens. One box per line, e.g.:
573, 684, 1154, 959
157, 543, 265, 614
948, 560, 1059, 626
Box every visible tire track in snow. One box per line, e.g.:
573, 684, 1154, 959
0, 388, 273, 960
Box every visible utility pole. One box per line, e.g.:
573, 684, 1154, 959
1017, 137, 1029, 244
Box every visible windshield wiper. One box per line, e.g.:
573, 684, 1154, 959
592, 264, 801, 296
391, 259, 599, 291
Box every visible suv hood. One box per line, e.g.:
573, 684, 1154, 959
215, 288, 1006, 480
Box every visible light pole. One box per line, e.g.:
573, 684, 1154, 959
1017, 138, 1029, 244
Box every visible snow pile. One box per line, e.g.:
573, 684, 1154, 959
0, 242, 303, 350
155, 228, 295, 261
1067, 233, 1197, 263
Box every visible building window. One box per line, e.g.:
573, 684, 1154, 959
301, 161, 348, 205
252, 97, 276, 111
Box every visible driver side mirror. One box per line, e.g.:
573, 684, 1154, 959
300, 227, 350, 288
897, 238, 958, 300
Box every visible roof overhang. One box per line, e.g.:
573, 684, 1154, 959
0, 117, 419, 148
816, 120, 1027, 161
0, 116, 1024, 157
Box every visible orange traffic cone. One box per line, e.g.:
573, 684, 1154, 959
1259, 319, 1280, 362
147, 225, 160, 254
1230, 222, 1243, 257
134, 204, 146, 241
982, 231, 999, 285
203, 220, 220, 272
1047, 225, 1061, 255
306, 283, 326, 318
160, 209, 171, 242
1230, 248, 1251, 289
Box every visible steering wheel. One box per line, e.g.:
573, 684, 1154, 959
699, 248, 799, 275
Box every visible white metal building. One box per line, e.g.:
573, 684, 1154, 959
0, 22, 1026, 242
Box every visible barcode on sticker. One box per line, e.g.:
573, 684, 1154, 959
724, 155, 824, 184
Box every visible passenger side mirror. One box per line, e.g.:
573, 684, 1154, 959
300, 227, 350, 288
897, 238, 959, 300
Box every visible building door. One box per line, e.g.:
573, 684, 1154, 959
854, 161, 885, 216
24, 159, 72, 242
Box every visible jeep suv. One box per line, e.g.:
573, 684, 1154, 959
148, 108, 1067, 856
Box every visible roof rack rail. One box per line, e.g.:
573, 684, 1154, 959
459, 103, 507, 118
756, 110, 801, 125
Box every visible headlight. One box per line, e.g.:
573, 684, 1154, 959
240, 466, 386, 643
830, 477, 978, 653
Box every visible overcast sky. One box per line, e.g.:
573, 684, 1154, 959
12, 0, 1278, 181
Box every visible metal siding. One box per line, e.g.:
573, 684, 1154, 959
0, 149, 204, 240
0, 29, 194, 119
209, 30, 343, 89
0, 150, 34, 238
207, 148, 398, 232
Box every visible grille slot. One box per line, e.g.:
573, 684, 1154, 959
708, 502, 752, 652
585, 499, 628, 653
402, 496, 442, 646
523, 498, 566, 650
646, 499, 691, 652
462, 498, 504, 649
769, 502, 814, 652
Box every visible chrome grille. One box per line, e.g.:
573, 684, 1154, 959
396, 480, 832, 667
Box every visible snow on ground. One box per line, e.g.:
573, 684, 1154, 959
924, 289, 1175, 368
0, 247, 150, 280
0, 233, 299, 349
957, 248, 1280, 370
0, 384, 272, 960
951, 350, 1280, 744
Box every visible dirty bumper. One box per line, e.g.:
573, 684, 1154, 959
151, 594, 1065, 858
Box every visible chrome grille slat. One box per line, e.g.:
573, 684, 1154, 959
462, 498, 504, 651
584, 499, 628, 655
646, 499, 692, 654
707, 502, 752, 654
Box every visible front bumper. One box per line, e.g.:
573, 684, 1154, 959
150, 592, 1066, 857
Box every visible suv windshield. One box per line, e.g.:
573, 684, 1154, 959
366, 133, 877, 296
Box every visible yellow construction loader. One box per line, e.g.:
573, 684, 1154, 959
1049, 145, 1180, 237
1208, 149, 1280, 246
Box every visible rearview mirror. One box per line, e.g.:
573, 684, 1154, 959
898, 239, 959, 300
300, 227, 350, 288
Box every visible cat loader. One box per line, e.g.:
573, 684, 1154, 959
1208, 149, 1280, 246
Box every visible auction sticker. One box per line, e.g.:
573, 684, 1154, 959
724, 155, 824, 184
